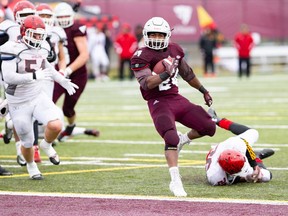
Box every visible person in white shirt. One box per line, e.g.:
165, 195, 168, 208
204, 108, 274, 186
0, 15, 78, 180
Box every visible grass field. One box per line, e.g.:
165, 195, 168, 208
0, 72, 287, 202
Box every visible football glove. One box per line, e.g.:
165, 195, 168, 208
162, 57, 178, 76
0, 99, 8, 117
34, 68, 53, 80
59, 78, 79, 96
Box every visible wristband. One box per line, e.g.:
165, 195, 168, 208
65, 67, 73, 76
159, 72, 170, 81
33, 72, 36, 80
199, 85, 208, 94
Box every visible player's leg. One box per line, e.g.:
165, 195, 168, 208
177, 97, 216, 151
11, 106, 42, 180
58, 73, 87, 141
34, 95, 62, 165
33, 120, 41, 163
148, 99, 187, 197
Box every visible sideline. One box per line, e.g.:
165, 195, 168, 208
0, 191, 287, 206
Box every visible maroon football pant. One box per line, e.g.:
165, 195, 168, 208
147, 94, 216, 147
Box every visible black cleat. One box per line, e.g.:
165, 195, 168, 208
256, 149, 275, 160
0, 166, 13, 176
84, 129, 100, 137
57, 124, 76, 142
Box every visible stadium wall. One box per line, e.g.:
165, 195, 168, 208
82, 0, 288, 43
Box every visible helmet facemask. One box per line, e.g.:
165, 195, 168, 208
143, 17, 171, 50
56, 16, 74, 28
15, 11, 35, 25
23, 28, 47, 49
144, 32, 169, 50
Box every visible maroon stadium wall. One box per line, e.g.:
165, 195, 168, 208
82, 0, 288, 43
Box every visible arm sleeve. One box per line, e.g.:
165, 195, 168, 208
1, 59, 33, 85
134, 67, 152, 91
178, 58, 196, 82
44, 59, 65, 84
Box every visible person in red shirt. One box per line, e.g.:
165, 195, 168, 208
114, 23, 138, 80
234, 24, 254, 78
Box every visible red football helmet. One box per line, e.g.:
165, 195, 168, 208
13, 1, 35, 24
35, 3, 54, 27
218, 149, 245, 175
20, 15, 46, 49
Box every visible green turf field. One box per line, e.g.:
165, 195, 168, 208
0, 72, 287, 201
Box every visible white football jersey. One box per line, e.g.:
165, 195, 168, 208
0, 40, 50, 104
49, 25, 67, 65
0, 19, 20, 42
205, 129, 259, 185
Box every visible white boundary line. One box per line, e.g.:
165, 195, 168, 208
0, 191, 287, 205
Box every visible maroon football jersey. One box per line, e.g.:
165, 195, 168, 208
63, 21, 87, 76
131, 42, 184, 100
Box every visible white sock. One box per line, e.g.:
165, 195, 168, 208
184, 132, 191, 142
169, 167, 180, 182
40, 139, 56, 157
15, 141, 22, 155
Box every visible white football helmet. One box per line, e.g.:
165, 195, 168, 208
143, 17, 171, 50
54, 2, 74, 28
36, 3, 55, 29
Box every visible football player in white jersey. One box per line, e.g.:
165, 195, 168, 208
0, 0, 37, 166
204, 108, 274, 186
0, 15, 78, 180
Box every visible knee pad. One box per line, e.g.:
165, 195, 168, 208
164, 130, 179, 151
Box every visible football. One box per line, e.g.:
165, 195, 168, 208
152, 57, 173, 74
152, 59, 165, 74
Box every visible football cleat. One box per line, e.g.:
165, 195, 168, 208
177, 131, 190, 153
27, 162, 43, 180
207, 108, 221, 123
84, 129, 100, 137
31, 174, 43, 180
17, 155, 27, 166
255, 149, 275, 160
169, 181, 187, 197
49, 154, 60, 165
33, 145, 41, 163
0, 166, 13, 176
40, 141, 60, 165
57, 124, 75, 142
3, 121, 13, 144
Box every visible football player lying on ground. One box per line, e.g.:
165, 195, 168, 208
204, 108, 274, 185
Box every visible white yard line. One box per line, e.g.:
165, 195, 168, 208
0, 191, 287, 205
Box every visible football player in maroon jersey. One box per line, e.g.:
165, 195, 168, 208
52, 2, 99, 141
131, 17, 216, 197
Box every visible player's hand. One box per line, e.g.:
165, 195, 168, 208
59, 79, 79, 95
34, 68, 53, 80
162, 57, 178, 76
203, 91, 213, 107
245, 165, 262, 183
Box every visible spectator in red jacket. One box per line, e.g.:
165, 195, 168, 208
114, 23, 138, 80
234, 24, 254, 78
